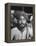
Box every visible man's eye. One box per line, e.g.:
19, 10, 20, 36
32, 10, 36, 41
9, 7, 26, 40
23, 19, 25, 20
19, 19, 21, 21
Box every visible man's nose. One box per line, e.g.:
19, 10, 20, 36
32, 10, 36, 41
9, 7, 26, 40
21, 20, 25, 23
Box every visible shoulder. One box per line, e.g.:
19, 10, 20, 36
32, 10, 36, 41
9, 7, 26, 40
11, 27, 19, 32
11, 27, 21, 34
11, 27, 18, 30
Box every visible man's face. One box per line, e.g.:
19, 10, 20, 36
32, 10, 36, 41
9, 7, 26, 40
18, 16, 26, 28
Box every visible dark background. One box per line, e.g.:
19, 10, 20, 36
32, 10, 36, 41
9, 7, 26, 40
11, 6, 33, 13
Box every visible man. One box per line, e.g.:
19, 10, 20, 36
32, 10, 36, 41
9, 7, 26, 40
11, 11, 33, 40
11, 11, 27, 40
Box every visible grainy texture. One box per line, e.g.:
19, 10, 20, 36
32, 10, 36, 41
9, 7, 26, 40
5, 3, 35, 43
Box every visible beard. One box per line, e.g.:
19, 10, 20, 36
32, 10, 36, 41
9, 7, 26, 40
20, 24, 25, 28
19, 23, 26, 28
17, 23, 26, 32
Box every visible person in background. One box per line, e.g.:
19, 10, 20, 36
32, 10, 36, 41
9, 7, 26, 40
26, 15, 33, 40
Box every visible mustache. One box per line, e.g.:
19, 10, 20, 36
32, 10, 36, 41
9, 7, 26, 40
20, 23, 25, 25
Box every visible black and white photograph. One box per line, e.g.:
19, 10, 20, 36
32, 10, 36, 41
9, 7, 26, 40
5, 3, 35, 43
10, 6, 34, 41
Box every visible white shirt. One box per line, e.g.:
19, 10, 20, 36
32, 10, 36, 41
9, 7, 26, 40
11, 24, 33, 40
11, 27, 27, 40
